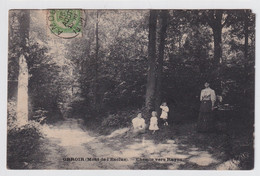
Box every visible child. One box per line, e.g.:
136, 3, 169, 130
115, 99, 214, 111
160, 102, 169, 126
149, 111, 159, 134
132, 113, 146, 133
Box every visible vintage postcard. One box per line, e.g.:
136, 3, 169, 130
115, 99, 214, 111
7, 9, 255, 170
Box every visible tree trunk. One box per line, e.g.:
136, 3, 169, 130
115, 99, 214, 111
213, 27, 222, 65
212, 11, 223, 66
145, 10, 158, 115
207, 10, 224, 94
17, 10, 30, 126
94, 10, 99, 110
17, 55, 29, 126
155, 10, 168, 114
19, 10, 30, 52
244, 10, 249, 61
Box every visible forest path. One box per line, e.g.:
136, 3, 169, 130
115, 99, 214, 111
31, 118, 228, 169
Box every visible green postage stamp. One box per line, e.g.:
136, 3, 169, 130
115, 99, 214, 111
47, 9, 82, 39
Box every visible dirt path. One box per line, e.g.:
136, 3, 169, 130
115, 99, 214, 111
29, 119, 233, 169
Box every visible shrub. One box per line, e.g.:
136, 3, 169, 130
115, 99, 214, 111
7, 99, 43, 169
7, 98, 17, 130
99, 109, 138, 134
7, 122, 43, 169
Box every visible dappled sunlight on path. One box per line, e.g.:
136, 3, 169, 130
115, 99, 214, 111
33, 119, 226, 169
94, 126, 223, 169
41, 121, 95, 147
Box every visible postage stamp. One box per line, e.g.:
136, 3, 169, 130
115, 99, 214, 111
47, 9, 82, 39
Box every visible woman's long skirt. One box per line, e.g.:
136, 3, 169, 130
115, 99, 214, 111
197, 100, 214, 132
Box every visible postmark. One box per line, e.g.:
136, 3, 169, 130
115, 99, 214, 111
47, 9, 82, 39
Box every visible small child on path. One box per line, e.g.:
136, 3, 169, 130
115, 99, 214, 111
160, 102, 169, 126
149, 111, 159, 134
132, 113, 146, 133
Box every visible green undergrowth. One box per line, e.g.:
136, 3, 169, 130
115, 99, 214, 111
7, 99, 44, 169
7, 122, 43, 169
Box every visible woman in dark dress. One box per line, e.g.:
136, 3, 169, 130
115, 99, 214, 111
197, 82, 216, 132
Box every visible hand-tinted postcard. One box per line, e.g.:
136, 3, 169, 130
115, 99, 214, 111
7, 9, 255, 170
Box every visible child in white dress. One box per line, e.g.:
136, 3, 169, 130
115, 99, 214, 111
149, 111, 159, 134
160, 102, 169, 126
132, 113, 146, 133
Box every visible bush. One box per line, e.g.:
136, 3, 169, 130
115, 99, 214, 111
7, 99, 43, 169
99, 109, 138, 134
31, 108, 48, 123
7, 122, 43, 169
7, 98, 17, 130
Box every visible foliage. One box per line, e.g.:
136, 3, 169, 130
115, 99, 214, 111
8, 9, 255, 119
7, 98, 17, 129
7, 121, 43, 169
64, 10, 149, 116
99, 109, 138, 134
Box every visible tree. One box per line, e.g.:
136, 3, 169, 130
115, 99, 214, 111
225, 10, 255, 109
19, 10, 30, 53
243, 10, 249, 61
208, 10, 223, 66
201, 10, 230, 65
8, 10, 30, 125
94, 10, 99, 110
8, 10, 30, 94
145, 10, 158, 115
155, 10, 168, 113
200, 10, 232, 93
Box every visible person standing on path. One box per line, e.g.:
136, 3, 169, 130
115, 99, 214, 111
197, 82, 216, 132
160, 102, 169, 126
149, 111, 159, 134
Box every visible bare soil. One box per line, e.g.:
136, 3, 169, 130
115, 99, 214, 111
26, 118, 241, 170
